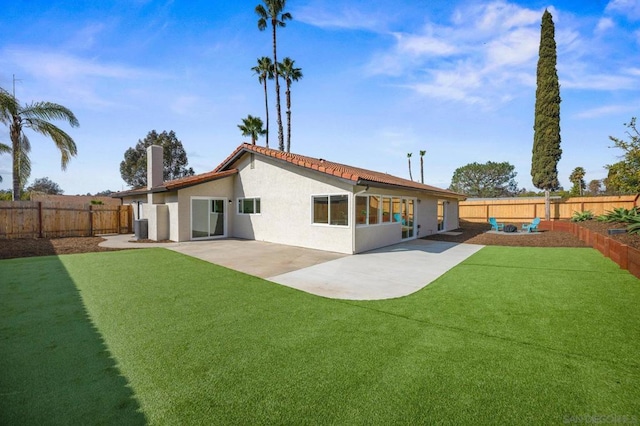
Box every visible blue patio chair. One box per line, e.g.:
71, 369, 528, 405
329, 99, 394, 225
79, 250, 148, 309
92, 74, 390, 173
488, 217, 504, 231
393, 213, 406, 225
522, 217, 541, 233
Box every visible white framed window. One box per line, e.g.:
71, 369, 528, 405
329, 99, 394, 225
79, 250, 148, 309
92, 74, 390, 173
312, 194, 349, 226
356, 195, 395, 226
237, 197, 261, 214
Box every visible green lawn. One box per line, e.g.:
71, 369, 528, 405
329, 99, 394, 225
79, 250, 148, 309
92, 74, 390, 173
1, 246, 639, 424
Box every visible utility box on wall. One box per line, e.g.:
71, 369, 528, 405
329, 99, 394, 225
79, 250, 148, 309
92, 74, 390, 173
134, 219, 148, 239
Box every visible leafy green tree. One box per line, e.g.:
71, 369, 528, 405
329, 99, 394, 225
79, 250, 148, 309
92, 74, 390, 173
0, 87, 79, 200
449, 161, 520, 198
531, 10, 562, 220
94, 189, 114, 196
419, 150, 426, 184
568, 166, 586, 196
26, 176, 63, 195
407, 153, 413, 181
605, 117, 640, 194
238, 115, 267, 145
120, 130, 195, 188
277, 57, 303, 153
588, 179, 602, 195
256, 0, 292, 152
252, 57, 274, 148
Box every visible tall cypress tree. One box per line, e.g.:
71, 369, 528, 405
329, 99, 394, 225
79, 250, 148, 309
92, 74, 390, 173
531, 9, 562, 221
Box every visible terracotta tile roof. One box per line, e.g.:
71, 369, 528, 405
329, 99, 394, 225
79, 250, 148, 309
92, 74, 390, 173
215, 143, 465, 199
112, 169, 238, 197
163, 169, 238, 190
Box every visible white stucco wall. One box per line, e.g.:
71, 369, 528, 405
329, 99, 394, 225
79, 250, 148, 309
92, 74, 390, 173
176, 178, 235, 242
148, 204, 170, 240
445, 200, 460, 231
232, 154, 354, 254
416, 197, 438, 237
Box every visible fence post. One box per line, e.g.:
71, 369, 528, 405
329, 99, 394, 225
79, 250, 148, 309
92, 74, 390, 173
38, 202, 43, 238
89, 205, 93, 237
117, 205, 121, 234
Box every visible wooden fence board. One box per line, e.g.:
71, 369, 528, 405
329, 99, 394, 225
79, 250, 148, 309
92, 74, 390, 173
460, 195, 637, 223
0, 201, 132, 239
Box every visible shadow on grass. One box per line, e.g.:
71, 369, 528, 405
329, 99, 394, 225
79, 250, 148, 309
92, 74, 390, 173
0, 255, 146, 425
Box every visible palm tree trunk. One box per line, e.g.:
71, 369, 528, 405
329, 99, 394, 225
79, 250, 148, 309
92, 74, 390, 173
408, 158, 413, 181
420, 157, 424, 184
11, 122, 20, 201
272, 21, 284, 151
286, 83, 291, 153
263, 80, 270, 148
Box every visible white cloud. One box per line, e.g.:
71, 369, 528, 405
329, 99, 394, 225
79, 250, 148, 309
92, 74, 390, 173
596, 17, 616, 33
294, 4, 385, 31
365, 0, 639, 105
605, 0, 640, 20
367, 1, 544, 105
574, 104, 635, 119
393, 31, 458, 57
562, 73, 638, 90
0, 47, 169, 109
3, 48, 160, 81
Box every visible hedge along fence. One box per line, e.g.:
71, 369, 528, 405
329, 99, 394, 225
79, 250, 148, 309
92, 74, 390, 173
0, 201, 133, 239
459, 195, 639, 223
540, 220, 640, 280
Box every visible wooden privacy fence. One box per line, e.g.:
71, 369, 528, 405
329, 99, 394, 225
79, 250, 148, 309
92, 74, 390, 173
459, 195, 639, 223
0, 201, 133, 239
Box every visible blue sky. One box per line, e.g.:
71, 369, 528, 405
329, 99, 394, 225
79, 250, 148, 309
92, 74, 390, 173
0, 0, 638, 195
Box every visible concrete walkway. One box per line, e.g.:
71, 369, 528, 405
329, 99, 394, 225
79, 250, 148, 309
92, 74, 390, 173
99, 234, 346, 278
268, 240, 484, 300
99, 235, 483, 300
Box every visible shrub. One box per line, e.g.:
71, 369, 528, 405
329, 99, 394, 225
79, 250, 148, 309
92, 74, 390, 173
570, 210, 594, 222
597, 207, 639, 223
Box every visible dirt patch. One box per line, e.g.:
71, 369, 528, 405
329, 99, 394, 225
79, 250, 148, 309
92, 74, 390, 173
0, 237, 123, 260
575, 220, 640, 249
422, 221, 587, 247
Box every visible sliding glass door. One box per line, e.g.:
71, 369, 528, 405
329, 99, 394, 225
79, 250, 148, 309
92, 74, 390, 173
191, 197, 226, 239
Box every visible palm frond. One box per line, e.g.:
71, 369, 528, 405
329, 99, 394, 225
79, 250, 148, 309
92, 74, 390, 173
20, 102, 80, 127
0, 142, 10, 154
24, 118, 77, 169
18, 134, 31, 186
255, 5, 268, 30
0, 88, 19, 124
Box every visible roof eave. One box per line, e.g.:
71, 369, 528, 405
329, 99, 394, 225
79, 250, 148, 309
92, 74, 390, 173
356, 179, 466, 200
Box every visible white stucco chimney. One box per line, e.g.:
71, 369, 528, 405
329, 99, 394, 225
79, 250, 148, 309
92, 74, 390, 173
147, 145, 163, 190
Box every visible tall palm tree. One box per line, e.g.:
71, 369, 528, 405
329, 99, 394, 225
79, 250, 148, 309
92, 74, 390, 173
251, 57, 274, 148
569, 166, 586, 196
238, 115, 267, 145
419, 150, 426, 184
256, 0, 292, 152
407, 153, 413, 181
277, 57, 302, 153
0, 88, 78, 200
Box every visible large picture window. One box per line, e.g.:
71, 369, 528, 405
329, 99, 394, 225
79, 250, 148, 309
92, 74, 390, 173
357, 195, 395, 226
238, 197, 261, 214
313, 195, 349, 226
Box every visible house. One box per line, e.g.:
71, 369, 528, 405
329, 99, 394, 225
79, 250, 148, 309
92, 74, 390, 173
114, 143, 465, 254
